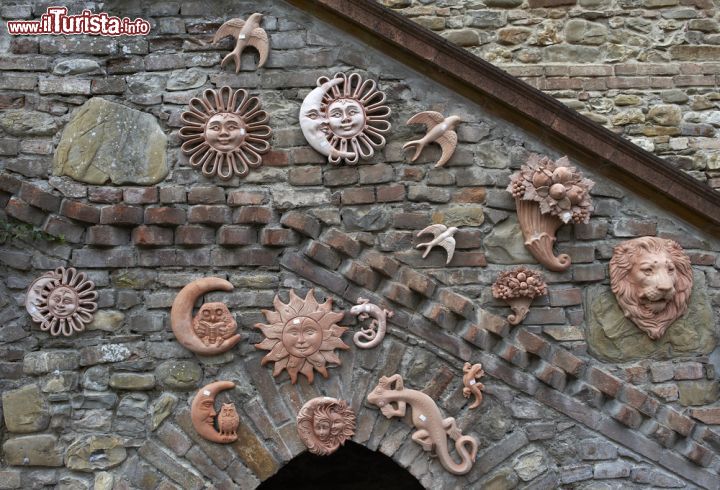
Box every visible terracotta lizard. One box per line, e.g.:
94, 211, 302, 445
367, 374, 478, 475
349, 298, 393, 349
462, 362, 485, 409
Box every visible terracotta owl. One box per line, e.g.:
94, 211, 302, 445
218, 403, 239, 438
192, 302, 238, 348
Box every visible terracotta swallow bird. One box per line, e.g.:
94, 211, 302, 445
403, 111, 462, 168
416, 224, 458, 265
213, 13, 269, 73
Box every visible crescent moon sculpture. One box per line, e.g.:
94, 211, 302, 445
190, 381, 240, 444
299, 73, 391, 165
170, 277, 241, 355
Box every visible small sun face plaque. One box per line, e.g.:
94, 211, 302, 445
299, 73, 391, 165
179, 86, 271, 181
297, 397, 355, 456
25, 267, 98, 337
254, 289, 349, 384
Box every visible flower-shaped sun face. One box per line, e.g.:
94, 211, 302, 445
509, 154, 594, 224
25, 267, 98, 337
255, 289, 349, 384
180, 86, 271, 180
299, 73, 391, 165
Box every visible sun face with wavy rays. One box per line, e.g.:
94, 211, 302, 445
26, 267, 98, 337
254, 289, 349, 384
179, 86, 271, 181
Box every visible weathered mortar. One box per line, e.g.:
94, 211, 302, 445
0, 0, 719, 488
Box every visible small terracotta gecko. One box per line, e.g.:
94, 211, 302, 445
462, 362, 485, 409
349, 298, 393, 349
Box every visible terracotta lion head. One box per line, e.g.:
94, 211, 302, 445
609, 236, 693, 340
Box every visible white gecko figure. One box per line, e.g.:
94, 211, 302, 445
213, 13, 269, 73
416, 224, 458, 265
350, 298, 394, 349
403, 111, 462, 168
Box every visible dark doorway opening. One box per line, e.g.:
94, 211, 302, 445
258, 441, 424, 490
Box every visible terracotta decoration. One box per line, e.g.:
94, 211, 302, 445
349, 298, 394, 349
179, 86, 271, 180
367, 374, 478, 475
491, 267, 548, 325
299, 73, 391, 165
213, 13, 269, 72
170, 277, 241, 355
191, 381, 240, 444
508, 154, 594, 271
609, 237, 693, 340
296, 397, 356, 456
255, 289, 349, 384
416, 224, 458, 265
462, 363, 485, 410
25, 267, 98, 337
403, 111, 462, 167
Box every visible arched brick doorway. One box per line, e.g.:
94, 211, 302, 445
258, 441, 423, 490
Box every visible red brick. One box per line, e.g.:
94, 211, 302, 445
233, 206, 273, 224
323, 167, 358, 186
548, 288, 583, 306
533, 361, 567, 390
263, 150, 289, 166
88, 187, 123, 203
188, 205, 229, 225
449, 252, 487, 267
175, 225, 215, 246
42, 215, 84, 242
260, 228, 299, 246
689, 408, 720, 425
399, 268, 436, 297
550, 348, 586, 377
341, 187, 375, 205
144, 207, 186, 226
18, 182, 61, 212
288, 166, 322, 186
217, 226, 255, 246
60, 199, 100, 223
573, 264, 606, 282
619, 384, 649, 411
392, 211, 430, 229
586, 367, 623, 397
452, 187, 486, 203
227, 190, 267, 206
159, 186, 186, 204
5, 197, 45, 226
100, 204, 144, 226
339, 260, 379, 290
291, 147, 325, 164
362, 250, 400, 277
322, 228, 361, 257
359, 164, 393, 184
438, 289, 474, 318
280, 211, 321, 238
673, 362, 704, 380
495, 341, 529, 368
376, 184, 405, 202
380, 281, 418, 309
132, 225, 173, 247
687, 252, 716, 266
304, 240, 342, 269
188, 186, 225, 204
123, 187, 158, 204
0, 173, 21, 194
607, 400, 643, 429
659, 408, 695, 437
280, 253, 348, 295
574, 221, 608, 240
454, 229, 483, 249
679, 440, 713, 467
515, 330, 551, 357
612, 219, 657, 238
86, 225, 131, 246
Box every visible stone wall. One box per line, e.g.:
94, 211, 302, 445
380, 0, 720, 191
0, 0, 720, 489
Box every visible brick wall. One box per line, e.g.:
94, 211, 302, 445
380, 0, 720, 191
0, 0, 719, 488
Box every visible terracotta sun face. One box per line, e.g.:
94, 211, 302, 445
254, 289, 349, 384
299, 73, 391, 165
25, 267, 98, 337
180, 86, 271, 180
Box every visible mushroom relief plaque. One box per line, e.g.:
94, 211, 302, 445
299, 73, 391, 165
179, 86, 271, 180
254, 289, 349, 384
25, 267, 98, 337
